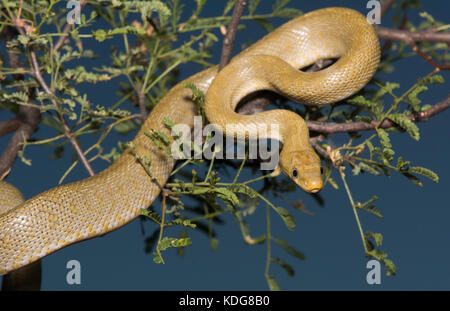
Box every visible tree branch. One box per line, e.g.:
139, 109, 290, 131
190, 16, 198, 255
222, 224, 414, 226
7, 2, 95, 177
136, 83, 147, 120
376, 1, 450, 71
219, 0, 247, 70
380, 0, 396, 18
30, 51, 95, 177
309, 135, 329, 159
376, 26, 450, 45
0, 26, 41, 177
306, 94, 450, 134
0, 117, 21, 137
0, 25, 42, 291
0, 106, 41, 176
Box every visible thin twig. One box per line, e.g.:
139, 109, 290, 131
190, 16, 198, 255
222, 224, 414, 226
339, 167, 368, 254
29, 51, 94, 177
136, 83, 147, 120
376, 6, 450, 71
218, 0, 247, 70
306, 94, 450, 134
155, 190, 169, 265
309, 135, 329, 159
407, 41, 450, 70
17, 0, 95, 176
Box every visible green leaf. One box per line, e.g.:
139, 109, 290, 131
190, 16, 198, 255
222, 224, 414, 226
114, 120, 137, 135
92, 29, 108, 42
377, 129, 394, 162
358, 162, 381, 176
271, 257, 295, 276
419, 11, 436, 24
407, 85, 428, 111
366, 231, 383, 247
272, 238, 305, 260
272, 0, 291, 12
348, 95, 377, 109
409, 166, 439, 183
327, 177, 339, 190
223, 0, 237, 15
388, 113, 420, 141
163, 117, 175, 129
194, 0, 208, 15
374, 81, 401, 100
168, 218, 197, 229
153, 251, 163, 263
273, 207, 295, 231
64, 66, 112, 83
140, 208, 161, 224
228, 184, 258, 199
366, 249, 397, 276
266, 275, 280, 291
365, 232, 396, 276
401, 172, 423, 187
183, 82, 205, 108
209, 237, 219, 251
112, 0, 171, 18
377, 129, 391, 148
357, 196, 383, 218
253, 18, 274, 32
109, 25, 147, 36
396, 156, 410, 170
248, 0, 261, 15
272, 8, 302, 18
157, 237, 192, 251
155, 131, 171, 145
191, 187, 210, 195
420, 74, 444, 85
144, 129, 172, 154
214, 187, 240, 207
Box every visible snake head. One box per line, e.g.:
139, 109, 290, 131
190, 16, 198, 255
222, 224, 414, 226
280, 149, 323, 193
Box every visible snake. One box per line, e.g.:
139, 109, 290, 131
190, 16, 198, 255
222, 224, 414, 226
0, 7, 380, 276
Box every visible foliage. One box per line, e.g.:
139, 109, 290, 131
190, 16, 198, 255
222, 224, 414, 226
0, 0, 447, 290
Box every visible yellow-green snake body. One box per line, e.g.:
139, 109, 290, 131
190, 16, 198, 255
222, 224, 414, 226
0, 7, 380, 275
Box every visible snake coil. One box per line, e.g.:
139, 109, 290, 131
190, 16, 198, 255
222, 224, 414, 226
0, 8, 380, 275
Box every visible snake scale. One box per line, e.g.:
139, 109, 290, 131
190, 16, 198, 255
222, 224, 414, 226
0, 7, 380, 275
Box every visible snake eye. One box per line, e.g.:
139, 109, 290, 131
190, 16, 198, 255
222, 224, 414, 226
292, 169, 298, 178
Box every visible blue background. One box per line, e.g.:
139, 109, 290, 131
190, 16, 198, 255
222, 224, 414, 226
1, 0, 449, 290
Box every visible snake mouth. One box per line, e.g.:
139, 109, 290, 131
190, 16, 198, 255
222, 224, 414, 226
300, 178, 323, 193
